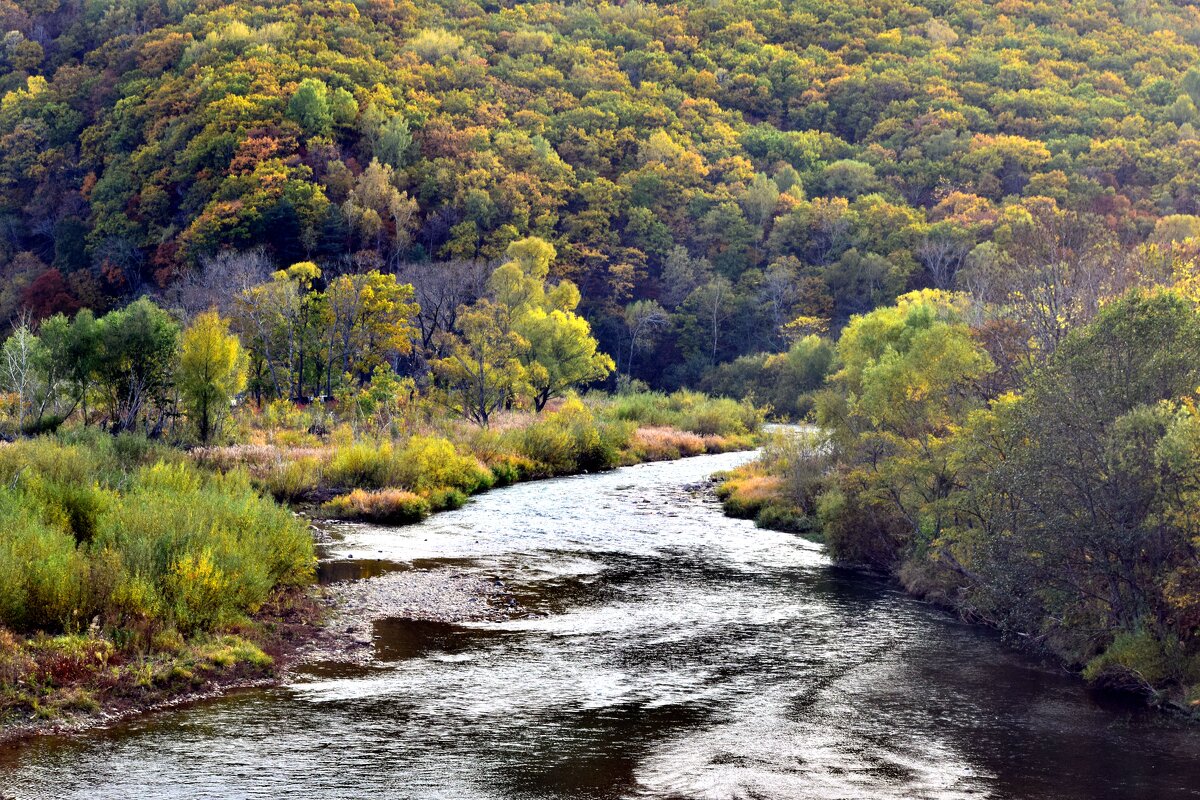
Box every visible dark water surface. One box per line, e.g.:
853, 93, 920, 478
2, 451, 1198, 799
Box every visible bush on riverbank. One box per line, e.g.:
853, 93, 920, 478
605, 390, 765, 438
323, 489, 431, 524
0, 435, 316, 728
198, 391, 764, 525
715, 430, 829, 535
700, 336, 837, 421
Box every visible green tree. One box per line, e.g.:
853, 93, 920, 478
179, 311, 249, 443
816, 290, 992, 566
488, 238, 614, 409
287, 78, 333, 138
94, 298, 180, 433
321, 270, 419, 393
432, 300, 529, 426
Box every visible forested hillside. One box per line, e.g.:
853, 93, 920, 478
5, 0, 1200, 387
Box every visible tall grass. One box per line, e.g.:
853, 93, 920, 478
603, 389, 764, 437
200, 391, 765, 526
0, 437, 315, 637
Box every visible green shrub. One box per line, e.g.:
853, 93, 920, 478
0, 492, 93, 632
392, 436, 493, 494
487, 453, 533, 486
508, 396, 630, 475
756, 504, 818, 535
191, 634, 274, 670
426, 487, 468, 512
95, 462, 315, 633
603, 389, 764, 437
325, 441, 395, 488
700, 335, 836, 420
1083, 627, 1183, 692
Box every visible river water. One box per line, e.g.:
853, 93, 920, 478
2, 450, 1199, 799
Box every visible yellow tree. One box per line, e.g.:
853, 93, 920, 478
487, 237, 614, 410
179, 310, 248, 443
321, 270, 419, 393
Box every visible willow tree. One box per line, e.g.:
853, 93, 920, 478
431, 300, 529, 426
488, 237, 614, 410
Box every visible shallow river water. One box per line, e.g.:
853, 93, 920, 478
2, 450, 1199, 799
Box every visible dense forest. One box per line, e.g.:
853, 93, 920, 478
5, 0, 1200, 391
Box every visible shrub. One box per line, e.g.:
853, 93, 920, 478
487, 453, 534, 485
630, 426, 706, 462
0, 491, 93, 632
259, 456, 324, 502
507, 396, 630, 475
700, 335, 835, 420
94, 462, 315, 633
426, 487, 468, 512
393, 436, 493, 494
191, 634, 274, 670
323, 488, 430, 524
756, 503, 818, 534
325, 441, 395, 489
1083, 627, 1185, 693
715, 471, 783, 519
604, 389, 764, 437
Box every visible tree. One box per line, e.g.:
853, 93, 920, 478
962, 204, 1127, 355
43, 309, 100, 424
685, 277, 734, 364
487, 238, 614, 408
816, 290, 993, 566
759, 260, 800, 346
1, 315, 38, 431
521, 306, 615, 411
321, 270, 419, 393
179, 311, 248, 443
658, 247, 712, 309
397, 260, 490, 352
432, 300, 529, 426
94, 298, 180, 433
232, 262, 324, 401
287, 78, 333, 138
622, 299, 668, 376
917, 222, 973, 290
342, 160, 419, 263
946, 291, 1200, 682
373, 115, 413, 168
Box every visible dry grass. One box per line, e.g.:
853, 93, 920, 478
630, 426, 709, 461
322, 488, 430, 524
715, 465, 786, 519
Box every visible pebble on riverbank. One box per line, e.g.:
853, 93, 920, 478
300, 570, 527, 665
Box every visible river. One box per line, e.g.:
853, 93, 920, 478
1, 450, 1198, 799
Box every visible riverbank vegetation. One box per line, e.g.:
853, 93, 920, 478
195, 389, 761, 523
726, 280, 1200, 712
0, 433, 316, 729
0, 229, 761, 732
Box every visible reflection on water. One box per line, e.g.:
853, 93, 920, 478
2, 451, 1199, 800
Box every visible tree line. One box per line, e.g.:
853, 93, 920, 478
2, 237, 612, 441
794, 238, 1200, 704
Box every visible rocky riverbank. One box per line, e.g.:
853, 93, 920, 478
299, 568, 528, 665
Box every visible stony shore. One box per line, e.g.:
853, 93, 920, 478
298, 567, 527, 665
